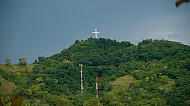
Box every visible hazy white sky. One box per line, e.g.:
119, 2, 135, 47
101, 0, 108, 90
0, 0, 190, 64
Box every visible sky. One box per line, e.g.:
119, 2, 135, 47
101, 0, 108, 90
0, 0, 190, 64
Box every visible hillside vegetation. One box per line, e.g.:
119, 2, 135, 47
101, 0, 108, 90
0, 77, 17, 96
111, 75, 136, 89
0, 38, 190, 105
0, 64, 34, 73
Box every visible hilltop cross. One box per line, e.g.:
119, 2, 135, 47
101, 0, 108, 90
92, 29, 100, 39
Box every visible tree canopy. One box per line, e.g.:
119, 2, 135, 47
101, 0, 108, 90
0, 38, 190, 105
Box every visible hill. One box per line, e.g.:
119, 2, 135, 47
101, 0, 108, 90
0, 38, 190, 105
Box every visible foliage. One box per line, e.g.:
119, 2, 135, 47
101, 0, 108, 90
19, 58, 27, 65
0, 38, 190, 105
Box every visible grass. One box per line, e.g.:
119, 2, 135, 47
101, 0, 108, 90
0, 64, 35, 73
0, 77, 17, 96
0, 64, 35, 96
112, 75, 136, 89
158, 77, 175, 92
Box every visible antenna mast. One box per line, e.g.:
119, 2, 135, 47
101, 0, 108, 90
79, 64, 83, 94
96, 76, 99, 98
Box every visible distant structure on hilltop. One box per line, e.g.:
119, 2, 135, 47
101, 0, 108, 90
19, 58, 27, 65
92, 29, 100, 39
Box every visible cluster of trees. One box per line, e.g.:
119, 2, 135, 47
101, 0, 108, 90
4, 58, 27, 65
0, 38, 190, 105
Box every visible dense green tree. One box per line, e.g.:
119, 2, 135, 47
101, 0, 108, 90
19, 58, 27, 65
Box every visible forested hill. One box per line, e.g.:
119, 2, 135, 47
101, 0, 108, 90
0, 38, 190, 105
38, 38, 134, 66
38, 38, 189, 66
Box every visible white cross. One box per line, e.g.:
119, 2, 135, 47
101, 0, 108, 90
92, 29, 100, 39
